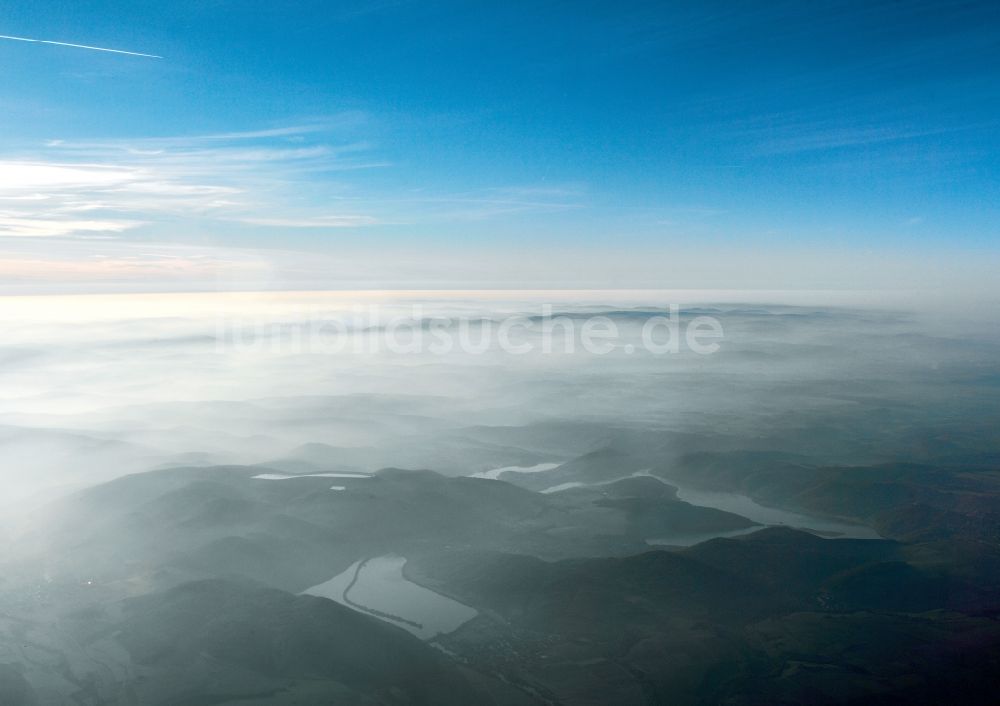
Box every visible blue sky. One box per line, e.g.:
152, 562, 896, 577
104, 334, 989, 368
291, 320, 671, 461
0, 0, 998, 290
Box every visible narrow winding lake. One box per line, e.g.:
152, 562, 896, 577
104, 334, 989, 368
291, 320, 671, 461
669, 484, 881, 540
535, 471, 880, 543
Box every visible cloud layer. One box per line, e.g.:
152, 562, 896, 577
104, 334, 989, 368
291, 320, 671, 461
0, 120, 382, 239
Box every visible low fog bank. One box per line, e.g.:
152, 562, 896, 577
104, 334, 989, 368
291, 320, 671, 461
1, 290, 998, 511
3, 291, 1000, 705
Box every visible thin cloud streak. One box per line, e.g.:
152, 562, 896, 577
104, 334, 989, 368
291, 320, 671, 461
0, 121, 582, 239
0, 125, 384, 237
0, 34, 162, 59
233, 215, 379, 228
0, 215, 142, 238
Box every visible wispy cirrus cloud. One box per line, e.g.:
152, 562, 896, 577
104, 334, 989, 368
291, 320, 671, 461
0, 118, 385, 238
0, 116, 597, 290
0, 214, 142, 238
747, 121, 993, 156
0, 119, 587, 240
0, 162, 147, 236
232, 215, 380, 228
715, 102, 997, 158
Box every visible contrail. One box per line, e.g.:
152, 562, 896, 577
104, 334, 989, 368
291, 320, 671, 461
0, 34, 162, 59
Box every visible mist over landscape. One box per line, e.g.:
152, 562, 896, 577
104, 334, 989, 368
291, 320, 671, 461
1, 291, 1000, 703
4, 291, 998, 507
